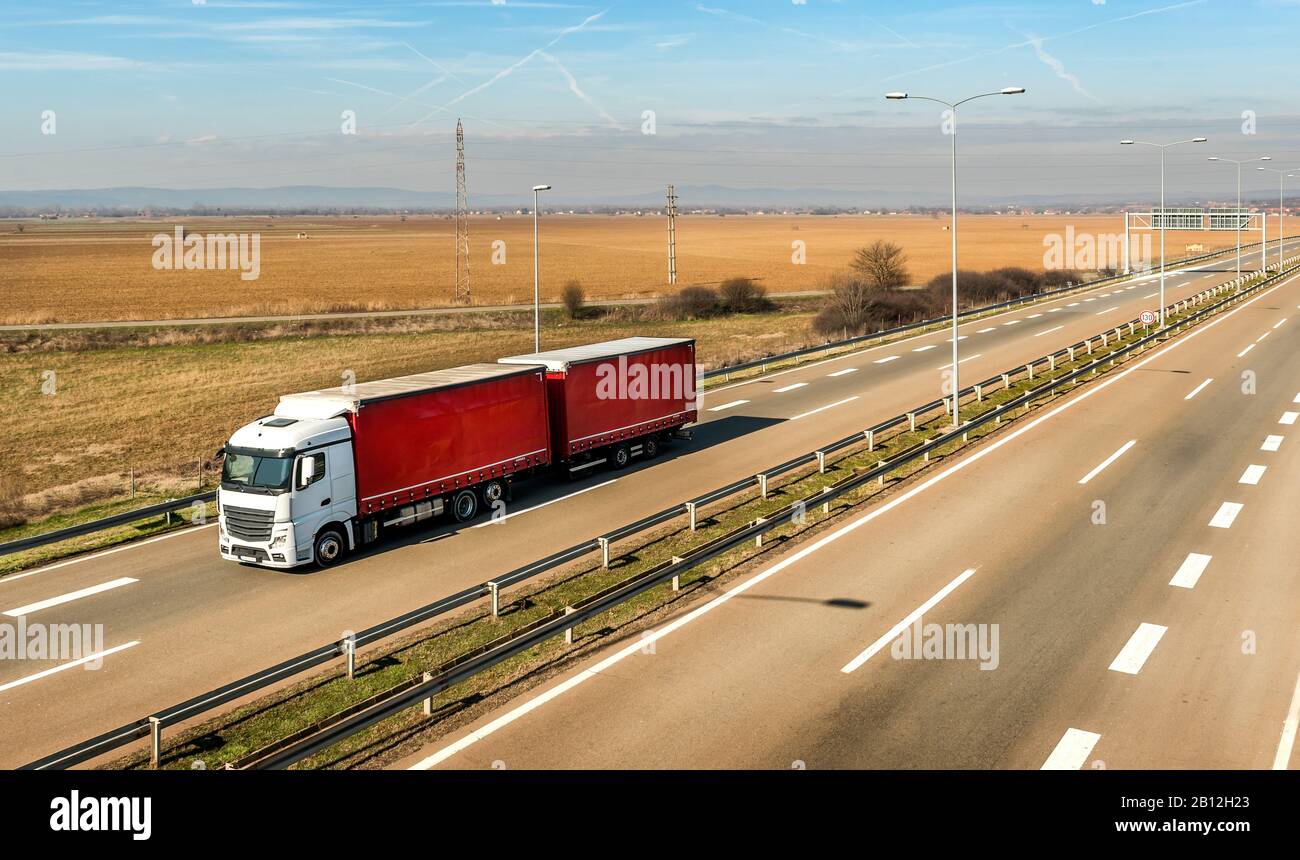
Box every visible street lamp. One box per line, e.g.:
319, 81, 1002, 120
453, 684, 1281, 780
886, 86, 1025, 428
1120, 137, 1207, 328
531, 184, 551, 352
1256, 167, 1295, 274
1207, 155, 1270, 281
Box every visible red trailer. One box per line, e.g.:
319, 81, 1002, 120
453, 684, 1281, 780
498, 337, 697, 473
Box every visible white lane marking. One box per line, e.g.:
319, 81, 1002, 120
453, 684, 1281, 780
1095, 306, 1120, 315
1109, 623, 1168, 675
773, 382, 808, 393
1098, 293, 1111, 297
1257, 331, 1271, 343
1003, 319, 1021, 325
1027, 313, 1043, 319
0, 523, 217, 586
1274, 318, 1287, 329
912, 345, 937, 353
1077, 439, 1136, 485
3, 577, 139, 618
1143, 292, 1158, 298
1048, 307, 1063, 313
1034, 325, 1065, 337
936, 354, 982, 370
1170, 553, 1212, 589
873, 356, 899, 364
1237, 344, 1254, 357
1239, 464, 1267, 485
1274, 669, 1300, 769
708, 399, 749, 412
472, 480, 616, 528
1083, 298, 1096, 303
1209, 502, 1244, 529
976, 327, 996, 333
827, 368, 858, 377
409, 272, 1300, 770
1184, 378, 1213, 400
1067, 302, 1081, 307
840, 567, 978, 673
1294, 392, 1300, 403
791, 396, 858, 421
1280, 411, 1298, 425
0, 641, 140, 694
1262, 435, 1284, 452
1041, 728, 1102, 770
946, 336, 968, 342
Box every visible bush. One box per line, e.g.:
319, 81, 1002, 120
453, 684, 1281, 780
718, 277, 772, 313
850, 240, 910, 290
560, 280, 585, 319
657, 285, 720, 319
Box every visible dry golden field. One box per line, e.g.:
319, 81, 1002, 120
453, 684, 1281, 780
0, 214, 1240, 324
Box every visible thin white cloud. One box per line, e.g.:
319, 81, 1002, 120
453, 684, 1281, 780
1018, 31, 1101, 104
0, 51, 154, 71
696, 4, 857, 51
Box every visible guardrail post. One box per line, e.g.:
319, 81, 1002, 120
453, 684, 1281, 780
344, 634, 356, 678
423, 672, 434, 715
564, 607, 575, 644
1101, 332, 1108, 346
815, 451, 826, 474
686, 501, 697, 531
974, 384, 982, 402
1086, 339, 1093, 355
907, 412, 916, 431
1067, 346, 1075, 362
754, 518, 765, 547
758, 473, 768, 499
821, 486, 831, 514
865, 429, 875, 451
1026, 363, 1034, 380
1048, 354, 1056, 371
596, 538, 610, 570
1000, 373, 1010, 390
487, 581, 501, 617
148, 716, 162, 769
877, 461, 885, 485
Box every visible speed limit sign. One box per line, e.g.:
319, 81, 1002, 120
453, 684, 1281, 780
1140, 310, 1156, 325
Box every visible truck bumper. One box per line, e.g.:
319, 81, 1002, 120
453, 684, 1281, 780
219, 531, 307, 569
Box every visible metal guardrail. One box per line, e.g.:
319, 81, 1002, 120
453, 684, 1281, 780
0, 492, 215, 558
2, 238, 1287, 563
245, 256, 1300, 770
699, 238, 1293, 381
22, 252, 1296, 771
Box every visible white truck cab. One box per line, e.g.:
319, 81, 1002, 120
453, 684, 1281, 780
218, 399, 357, 568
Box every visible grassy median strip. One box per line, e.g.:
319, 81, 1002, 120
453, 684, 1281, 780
98, 276, 1256, 772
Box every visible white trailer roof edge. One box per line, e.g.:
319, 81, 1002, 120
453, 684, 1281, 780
498, 337, 695, 373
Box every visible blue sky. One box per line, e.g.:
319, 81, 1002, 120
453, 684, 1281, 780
2, 0, 1299, 204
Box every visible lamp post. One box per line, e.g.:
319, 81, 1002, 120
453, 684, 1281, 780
886, 86, 1025, 429
531, 184, 551, 352
1120, 137, 1207, 328
1256, 167, 1295, 273
1207, 155, 1270, 281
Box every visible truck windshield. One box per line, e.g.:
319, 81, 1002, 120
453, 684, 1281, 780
221, 452, 292, 490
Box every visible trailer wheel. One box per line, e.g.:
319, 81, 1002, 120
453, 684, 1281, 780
481, 479, 506, 505
451, 488, 479, 522
611, 443, 631, 469
642, 437, 660, 459
313, 527, 347, 569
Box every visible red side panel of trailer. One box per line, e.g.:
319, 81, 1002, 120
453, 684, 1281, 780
543, 341, 697, 459
346, 365, 550, 513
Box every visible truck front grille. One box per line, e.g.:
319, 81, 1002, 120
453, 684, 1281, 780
223, 504, 275, 542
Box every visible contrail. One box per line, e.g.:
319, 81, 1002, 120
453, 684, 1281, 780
538, 52, 623, 129
1018, 30, 1102, 104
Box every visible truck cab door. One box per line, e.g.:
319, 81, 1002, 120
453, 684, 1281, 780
291, 450, 332, 548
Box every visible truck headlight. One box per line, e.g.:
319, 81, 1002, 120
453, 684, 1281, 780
269, 531, 288, 549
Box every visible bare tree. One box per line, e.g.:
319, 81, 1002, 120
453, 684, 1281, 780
850, 240, 910, 291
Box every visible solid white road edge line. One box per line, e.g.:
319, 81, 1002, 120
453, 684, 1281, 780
0, 641, 141, 694
1273, 668, 1300, 769
791, 397, 859, 421
472, 480, 617, 528
1077, 440, 1137, 485
0, 525, 217, 586
1184, 378, 1213, 400
840, 567, 978, 673
4, 577, 139, 618
407, 270, 1300, 770
1041, 728, 1102, 770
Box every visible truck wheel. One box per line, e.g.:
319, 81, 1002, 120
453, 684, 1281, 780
611, 444, 631, 469
313, 528, 347, 569
480, 479, 506, 505
451, 488, 479, 522
643, 437, 660, 459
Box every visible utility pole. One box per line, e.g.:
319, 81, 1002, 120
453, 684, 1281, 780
666, 184, 678, 285
453, 119, 471, 305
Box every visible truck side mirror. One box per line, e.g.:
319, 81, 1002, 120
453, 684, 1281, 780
299, 455, 316, 487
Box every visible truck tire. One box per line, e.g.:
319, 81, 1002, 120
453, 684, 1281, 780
451, 488, 479, 522
642, 436, 660, 459
611, 443, 631, 469
480, 479, 506, 505
313, 527, 347, 569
